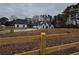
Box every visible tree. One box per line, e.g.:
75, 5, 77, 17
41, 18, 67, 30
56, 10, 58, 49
11, 15, 18, 20
63, 4, 79, 28
5, 20, 14, 26
48, 15, 53, 22
27, 20, 33, 28
0, 17, 8, 25
32, 15, 39, 23
52, 16, 57, 27
53, 14, 66, 28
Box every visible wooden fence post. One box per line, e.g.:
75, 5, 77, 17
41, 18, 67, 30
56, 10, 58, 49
10, 26, 14, 33
40, 32, 46, 55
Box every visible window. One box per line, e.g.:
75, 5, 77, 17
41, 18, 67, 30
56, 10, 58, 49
43, 26, 44, 28
17, 25, 19, 27
46, 26, 48, 28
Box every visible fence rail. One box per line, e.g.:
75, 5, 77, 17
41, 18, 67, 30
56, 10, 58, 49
1, 27, 79, 55
16, 42, 79, 55
16, 32, 79, 55
0, 32, 79, 46
70, 51, 79, 55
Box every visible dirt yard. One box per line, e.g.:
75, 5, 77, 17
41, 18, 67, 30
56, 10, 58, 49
0, 28, 79, 55
0, 28, 79, 38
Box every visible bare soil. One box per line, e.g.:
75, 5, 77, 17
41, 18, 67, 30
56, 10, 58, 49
0, 37, 79, 55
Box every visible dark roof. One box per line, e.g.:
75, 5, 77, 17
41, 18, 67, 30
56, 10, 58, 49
14, 19, 27, 24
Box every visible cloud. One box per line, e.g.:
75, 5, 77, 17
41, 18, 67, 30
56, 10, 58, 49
0, 3, 76, 19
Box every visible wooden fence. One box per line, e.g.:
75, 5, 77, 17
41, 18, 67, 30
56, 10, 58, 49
0, 27, 79, 54
16, 42, 79, 55
15, 32, 79, 55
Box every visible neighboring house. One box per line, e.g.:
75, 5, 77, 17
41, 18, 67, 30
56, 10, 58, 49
14, 19, 27, 29
33, 21, 54, 29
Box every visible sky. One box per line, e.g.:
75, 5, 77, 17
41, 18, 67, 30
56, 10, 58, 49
0, 3, 76, 19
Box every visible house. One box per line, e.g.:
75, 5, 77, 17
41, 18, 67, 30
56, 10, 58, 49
14, 19, 27, 29
33, 21, 54, 29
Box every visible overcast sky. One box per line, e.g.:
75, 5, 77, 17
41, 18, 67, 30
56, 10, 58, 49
0, 3, 76, 19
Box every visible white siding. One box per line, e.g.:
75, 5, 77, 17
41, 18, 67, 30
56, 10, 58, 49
77, 20, 79, 24
15, 24, 18, 28
15, 24, 27, 28
33, 26, 38, 29
50, 25, 54, 29
25, 25, 27, 27
33, 23, 54, 29
72, 20, 76, 25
